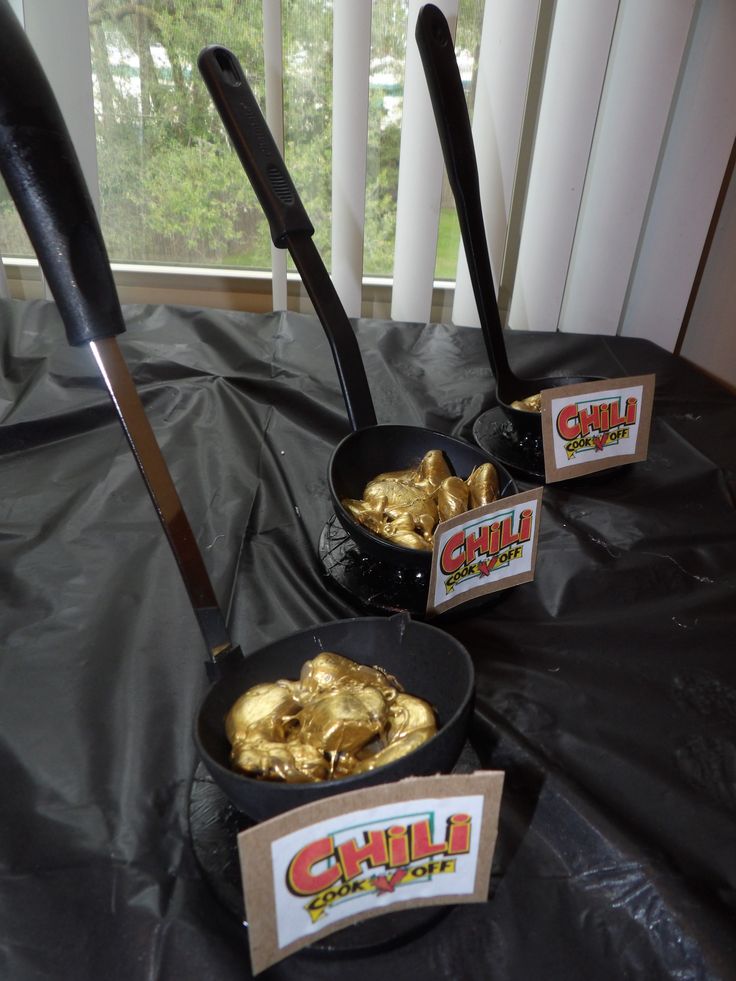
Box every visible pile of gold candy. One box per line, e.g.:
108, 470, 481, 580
225, 652, 437, 783
341, 449, 500, 551
509, 393, 542, 412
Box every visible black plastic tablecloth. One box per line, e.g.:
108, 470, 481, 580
1, 298, 735, 980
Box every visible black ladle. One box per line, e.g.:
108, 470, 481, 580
198, 44, 516, 573
415, 3, 599, 445
0, 0, 473, 822
196, 614, 474, 822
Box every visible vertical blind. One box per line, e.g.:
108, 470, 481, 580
262, 0, 288, 312
7, 0, 736, 361
390, 0, 457, 323
332, 1, 373, 319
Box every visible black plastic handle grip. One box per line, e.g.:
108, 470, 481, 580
197, 44, 314, 246
415, 4, 512, 384
0, 0, 124, 346
198, 44, 377, 432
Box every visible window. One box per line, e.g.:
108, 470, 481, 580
3, 0, 735, 371
84, 0, 483, 279
2, 0, 484, 318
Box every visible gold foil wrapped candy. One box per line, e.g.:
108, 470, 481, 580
387, 692, 437, 743
225, 652, 438, 783
230, 735, 328, 783
414, 449, 452, 493
467, 463, 500, 509
353, 729, 431, 773
437, 476, 470, 523
510, 393, 542, 412
342, 449, 500, 549
299, 651, 400, 699
225, 683, 301, 744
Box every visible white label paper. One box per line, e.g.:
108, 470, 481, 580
426, 487, 543, 616
541, 375, 655, 482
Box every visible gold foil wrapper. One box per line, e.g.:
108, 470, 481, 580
225, 652, 437, 783
341, 449, 501, 549
416, 449, 452, 493
385, 527, 433, 551
385, 495, 438, 539
437, 476, 470, 523
371, 466, 419, 484
353, 729, 433, 773
364, 478, 422, 509
225, 683, 301, 744
300, 692, 382, 755
382, 512, 432, 551
299, 651, 401, 699
466, 463, 500, 509
387, 692, 438, 742
230, 735, 328, 783
510, 393, 542, 412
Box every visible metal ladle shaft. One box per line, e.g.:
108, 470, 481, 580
0, 0, 235, 667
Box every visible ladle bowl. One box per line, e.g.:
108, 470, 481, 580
195, 615, 475, 821
495, 373, 599, 444
329, 424, 516, 570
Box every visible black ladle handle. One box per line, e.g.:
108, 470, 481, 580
0, 1, 238, 669
199, 45, 313, 246
415, 4, 518, 395
0, 2, 124, 346
198, 44, 377, 432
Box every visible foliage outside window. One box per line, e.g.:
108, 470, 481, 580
1, 0, 484, 282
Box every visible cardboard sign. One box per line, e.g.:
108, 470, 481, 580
239, 771, 504, 974
541, 375, 655, 482
426, 487, 543, 616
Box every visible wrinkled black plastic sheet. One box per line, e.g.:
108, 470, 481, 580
1, 298, 735, 980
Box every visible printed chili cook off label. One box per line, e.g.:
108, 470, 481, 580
426, 487, 543, 616
238, 772, 504, 975
541, 375, 655, 482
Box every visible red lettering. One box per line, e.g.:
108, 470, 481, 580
499, 515, 520, 550
440, 530, 466, 575
606, 400, 621, 428
556, 403, 580, 439
518, 508, 533, 543
578, 404, 600, 437
446, 813, 472, 855
465, 525, 489, 565
386, 826, 410, 867
625, 396, 638, 425
373, 867, 408, 893
287, 837, 339, 896
410, 819, 448, 861
489, 521, 501, 555
337, 831, 389, 882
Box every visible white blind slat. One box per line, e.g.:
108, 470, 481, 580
391, 0, 458, 324
263, 0, 288, 311
508, 0, 619, 334
331, 2, 372, 319
559, 0, 698, 336
23, 0, 99, 213
22, 0, 98, 302
452, 0, 540, 328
